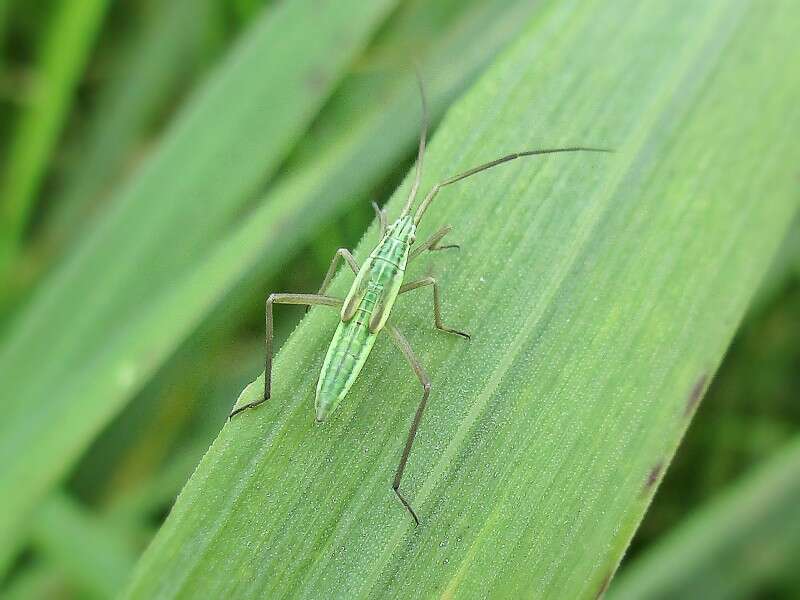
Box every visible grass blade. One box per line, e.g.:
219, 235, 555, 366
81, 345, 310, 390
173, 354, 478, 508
123, 0, 800, 597
31, 492, 138, 599
2, 563, 66, 600
38, 0, 216, 255
609, 436, 800, 600
0, 0, 110, 276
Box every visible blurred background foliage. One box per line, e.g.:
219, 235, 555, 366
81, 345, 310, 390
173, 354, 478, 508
0, 0, 797, 598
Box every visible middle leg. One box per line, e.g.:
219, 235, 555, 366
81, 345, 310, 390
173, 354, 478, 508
230, 293, 342, 419
399, 277, 470, 339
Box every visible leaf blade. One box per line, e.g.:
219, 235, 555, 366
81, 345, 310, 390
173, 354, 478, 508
609, 436, 800, 600
124, 0, 800, 598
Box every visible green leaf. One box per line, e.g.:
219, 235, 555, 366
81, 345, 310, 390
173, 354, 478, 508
2, 563, 65, 600
0, 2, 10, 71
39, 0, 216, 254
0, 0, 111, 275
609, 436, 800, 600
31, 492, 138, 600
0, 0, 399, 572
123, 0, 800, 597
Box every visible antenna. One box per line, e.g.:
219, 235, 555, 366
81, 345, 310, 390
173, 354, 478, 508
401, 67, 428, 216
413, 147, 613, 225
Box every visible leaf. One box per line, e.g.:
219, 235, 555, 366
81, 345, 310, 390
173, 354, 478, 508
0, 0, 111, 276
2, 563, 64, 600
609, 436, 800, 600
39, 0, 216, 254
123, 0, 800, 598
31, 492, 138, 600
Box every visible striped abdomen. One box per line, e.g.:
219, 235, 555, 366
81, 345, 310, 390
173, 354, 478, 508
314, 215, 415, 421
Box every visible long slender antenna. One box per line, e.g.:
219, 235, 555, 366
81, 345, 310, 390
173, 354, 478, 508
413, 146, 612, 225
401, 67, 429, 216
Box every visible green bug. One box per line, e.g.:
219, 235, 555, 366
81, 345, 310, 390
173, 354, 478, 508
230, 75, 609, 524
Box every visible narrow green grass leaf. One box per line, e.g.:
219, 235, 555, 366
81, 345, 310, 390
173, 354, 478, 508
0, 1, 9, 70
31, 492, 138, 600
609, 436, 800, 600
39, 0, 215, 254
0, 0, 110, 275
748, 220, 800, 315
2, 563, 66, 600
632, 275, 800, 564
124, 0, 800, 597
0, 0, 398, 572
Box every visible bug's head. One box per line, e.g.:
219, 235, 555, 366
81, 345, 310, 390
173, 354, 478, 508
386, 214, 416, 244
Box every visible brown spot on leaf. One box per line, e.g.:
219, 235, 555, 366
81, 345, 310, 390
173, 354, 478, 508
642, 462, 664, 496
595, 572, 612, 599
306, 68, 330, 92
684, 372, 708, 416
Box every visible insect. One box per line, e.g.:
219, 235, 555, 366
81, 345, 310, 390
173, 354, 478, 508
230, 74, 609, 525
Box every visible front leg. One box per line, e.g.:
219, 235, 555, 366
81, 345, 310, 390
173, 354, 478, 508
316, 248, 360, 296
409, 225, 459, 261
305, 249, 359, 314
399, 277, 470, 339
229, 293, 342, 419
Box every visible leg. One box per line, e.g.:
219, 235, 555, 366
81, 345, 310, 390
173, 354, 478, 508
372, 201, 387, 238
399, 277, 470, 339
315, 248, 360, 297
229, 293, 342, 419
306, 248, 358, 312
304, 248, 358, 314
409, 225, 459, 261
386, 324, 431, 526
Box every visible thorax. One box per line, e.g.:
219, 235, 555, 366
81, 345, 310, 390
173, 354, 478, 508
340, 216, 416, 333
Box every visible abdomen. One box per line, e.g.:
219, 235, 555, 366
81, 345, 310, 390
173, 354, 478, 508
315, 319, 377, 422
